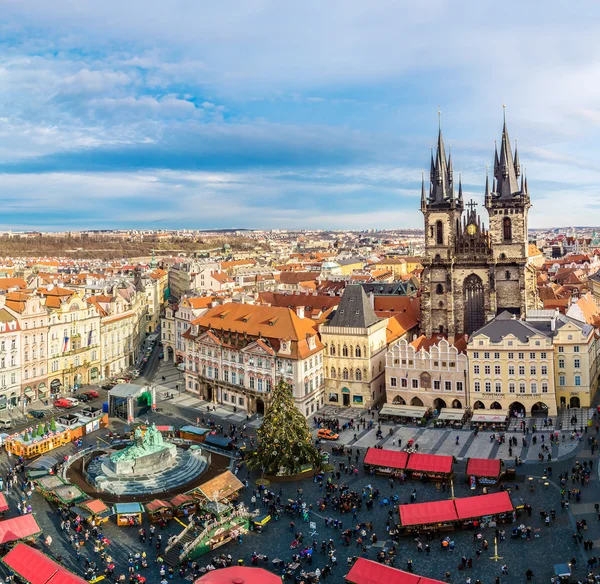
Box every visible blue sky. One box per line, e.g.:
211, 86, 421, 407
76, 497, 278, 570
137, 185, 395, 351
0, 0, 599, 230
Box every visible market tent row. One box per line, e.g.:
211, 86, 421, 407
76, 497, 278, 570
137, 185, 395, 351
399, 492, 514, 527
364, 447, 453, 478
1, 543, 88, 584
0, 515, 42, 545
466, 458, 502, 480
346, 557, 444, 584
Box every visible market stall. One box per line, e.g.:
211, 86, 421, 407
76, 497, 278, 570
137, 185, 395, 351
178, 426, 211, 443
1, 542, 88, 584
71, 499, 112, 524
363, 448, 409, 476
34, 475, 66, 496
169, 494, 197, 517
194, 566, 282, 584
378, 404, 430, 425
345, 557, 444, 584
146, 499, 174, 523
466, 458, 502, 487
203, 434, 234, 451
454, 492, 514, 526
406, 453, 454, 481
0, 515, 42, 549
470, 412, 509, 431
193, 471, 245, 504
399, 499, 458, 533
434, 410, 467, 428
50, 484, 88, 508
0, 493, 9, 518
114, 502, 144, 526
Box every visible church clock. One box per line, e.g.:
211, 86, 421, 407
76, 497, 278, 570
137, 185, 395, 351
466, 223, 477, 235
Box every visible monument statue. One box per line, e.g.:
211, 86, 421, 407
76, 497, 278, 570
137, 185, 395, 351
109, 423, 176, 475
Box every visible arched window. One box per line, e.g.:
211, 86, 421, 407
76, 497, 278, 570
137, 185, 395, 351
355, 369, 362, 381
342, 345, 348, 357
503, 217, 512, 241
330, 367, 336, 378
499, 253, 506, 260
436, 283, 444, 294
464, 274, 485, 335
436, 220, 444, 245
355, 346, 361, 358
330, 345, 335, 356
505, 270, 511, 280
343, 368, 349, 380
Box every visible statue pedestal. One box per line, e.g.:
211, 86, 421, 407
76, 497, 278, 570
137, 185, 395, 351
110, 442, 177, 476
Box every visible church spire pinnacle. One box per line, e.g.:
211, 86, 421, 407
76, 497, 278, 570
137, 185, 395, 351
458, 173, 463, 206
493, 110, 520, 199
514, 138, 520, 178
421, 172, 427, 211
427, 113, 454, 207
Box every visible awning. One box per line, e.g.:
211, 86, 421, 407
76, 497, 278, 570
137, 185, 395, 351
437, 410, 465, 421
400, 499, 458, 527
2, 543, 88, 584
79, 499, 109, 515
146, 499, 173, 512
0, 514, 41, 544
407, 453, 453, 474
346, 558, 425, 583
0, 493, 9, 513
363, 448, 409, 470
379, 404, 427, 418
179, 425, 211, 436
195, 566, 282, 584
471, 413, 508, 423
466, 458, 501, 479
114, 502, 144, 514
24, 388, 34, 396
454, 492, 513, 520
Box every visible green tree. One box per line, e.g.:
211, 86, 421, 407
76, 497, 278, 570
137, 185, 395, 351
247, 380, 320, 476
36, 423, 44, 437
50, 418, 57, 432
23, 432, 29, 442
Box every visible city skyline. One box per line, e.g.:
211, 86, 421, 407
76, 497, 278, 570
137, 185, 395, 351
0, 1, 599, 230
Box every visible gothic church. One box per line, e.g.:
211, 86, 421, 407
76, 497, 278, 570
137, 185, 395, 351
420, 119, 538, 338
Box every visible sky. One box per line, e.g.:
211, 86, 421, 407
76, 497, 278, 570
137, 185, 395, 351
0, 0, 599, 231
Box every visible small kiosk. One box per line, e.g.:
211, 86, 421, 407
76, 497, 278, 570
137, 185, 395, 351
179, 426, 211, 443
0, 515, 42, 550
169, 494, 197, 518
363, 448, 408, 477
466, 458, 502, 487
114, 502, 144, 526
71, 499, 112, 524
0, 494, 9, 518
406, 453, 454, 481
50, 484, 88, 508
146, 499, 174, 523
470, 412, 509, 431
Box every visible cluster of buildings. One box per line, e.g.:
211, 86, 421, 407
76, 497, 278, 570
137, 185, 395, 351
0, 259, 168, 410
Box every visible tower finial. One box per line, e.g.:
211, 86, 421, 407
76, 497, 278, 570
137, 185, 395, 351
503, 102, 506, 125
438, 108, 441, 130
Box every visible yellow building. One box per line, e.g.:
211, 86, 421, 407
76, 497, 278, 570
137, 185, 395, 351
320, 285, 405, 409
468, 311, 557, 417
372, 258, 408, 279
337, 258, 365, 276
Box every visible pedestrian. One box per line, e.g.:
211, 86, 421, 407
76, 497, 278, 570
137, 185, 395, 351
525, 568, 533, 581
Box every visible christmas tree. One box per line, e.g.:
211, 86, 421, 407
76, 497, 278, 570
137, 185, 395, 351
247, 380, 320, 476
50, 418, 57, 432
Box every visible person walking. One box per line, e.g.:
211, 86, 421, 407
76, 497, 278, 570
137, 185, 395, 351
525, 568, 534, 581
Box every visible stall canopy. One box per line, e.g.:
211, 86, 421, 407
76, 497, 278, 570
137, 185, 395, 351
80, 499, 109, 515
454, 492, 513, 520
0, 493, 9, 513
436, 410, 465, 421
114, 502, 144, 515
345, 558, 444, 584
195, 566, 282, 584
363, 448, 409, 470
400, 500, 457, 527
379, 404, 427, 418
466, 458, 501, 479
199, 471, 244, 501
406, 453, 453, 475
0, 514, 41, 544
471, 413, 508, 423
146, 499, 173, 512
2, 543, 88, 584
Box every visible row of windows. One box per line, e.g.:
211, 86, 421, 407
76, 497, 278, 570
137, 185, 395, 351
329, 345, 365, 358
0, 341, 17, 352
559, 375, 582, 386
473, 364, 549, 376
389, 377, 464, 392
473, 351, 548, 360
393, 359, 457, 368
331, 367, 363, 381
474, 381, 549, 393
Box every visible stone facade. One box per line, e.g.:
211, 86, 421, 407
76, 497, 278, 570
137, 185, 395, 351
420, 121, 538, 338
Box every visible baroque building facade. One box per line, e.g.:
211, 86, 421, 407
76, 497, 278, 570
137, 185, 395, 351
420, 120, 538, 339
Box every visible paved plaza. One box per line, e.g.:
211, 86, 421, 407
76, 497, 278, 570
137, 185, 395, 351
0, 360, 598, 584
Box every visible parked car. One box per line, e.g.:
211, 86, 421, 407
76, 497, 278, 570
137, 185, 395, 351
75, 393, 90, 402
101, 383, 116, 390
65, 397, 79, 407
84, 390, 99, 398
27, 410, 46, 419
317, 429, 339, 440
54, 398, 75, 409
0, 419, 12, 430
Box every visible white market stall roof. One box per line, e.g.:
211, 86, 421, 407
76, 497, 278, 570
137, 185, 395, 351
379, 404, 428, 417
437, 410, 466, 421
471, 413, 508, 423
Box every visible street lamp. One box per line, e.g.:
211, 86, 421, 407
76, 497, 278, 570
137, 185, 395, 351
176, 382, 180, 397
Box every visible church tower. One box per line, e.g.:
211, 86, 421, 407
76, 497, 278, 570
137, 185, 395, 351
420, 125, 463, 337
485, 115, 536, 317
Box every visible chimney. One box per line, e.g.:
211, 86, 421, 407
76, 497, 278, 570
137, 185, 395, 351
551, 316, 556, 332
369, 291, 375, 309
296, 306, 305, 319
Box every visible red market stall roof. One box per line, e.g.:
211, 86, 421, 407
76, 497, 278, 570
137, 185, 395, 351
466, 458, 501, 479
399, 499, 458, 527
146, 499, 173, 512
0, 514, 41, 544
406, 453, 453, 475
2, 543, 89, 584
454, 492, 513, 520
195, 566, 282, 584
80, 499, 108, 515
345, 558, 444, 584
0, 493, 9, 513
363, 448, 409, 470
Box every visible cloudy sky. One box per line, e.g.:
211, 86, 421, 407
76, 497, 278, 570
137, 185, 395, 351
0, 0, 598, 230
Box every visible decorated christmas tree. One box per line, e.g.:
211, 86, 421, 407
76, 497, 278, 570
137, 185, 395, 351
247, 380, 320, 476
50, 418, 57, 432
